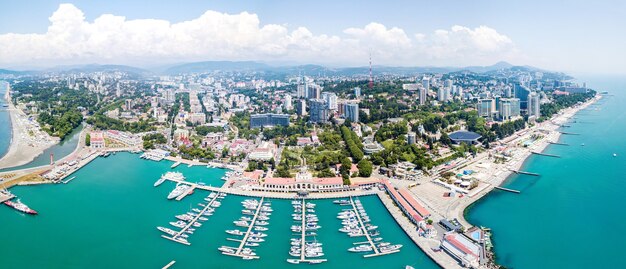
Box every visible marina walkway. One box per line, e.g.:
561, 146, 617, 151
162, 192, 221, 246
223, 197, 265, 259
349, 197, 398, 258
295, 199, 327, 264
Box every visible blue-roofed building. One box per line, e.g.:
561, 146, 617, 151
448, 131, 482, 144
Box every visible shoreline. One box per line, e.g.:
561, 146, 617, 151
455, 94, 601, 265
0, 85, 58, 169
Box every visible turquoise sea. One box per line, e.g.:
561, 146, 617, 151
466, 76, 626, 268
0, 152, 439, 269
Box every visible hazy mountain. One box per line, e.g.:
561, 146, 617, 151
44, 64, 150, 75
164, 61, 271, 74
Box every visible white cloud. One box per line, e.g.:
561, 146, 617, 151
0, 4, 522, 68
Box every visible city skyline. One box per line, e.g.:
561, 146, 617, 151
1, 1, 625, 75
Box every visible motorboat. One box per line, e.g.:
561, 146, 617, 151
157, 226, 178, 236
348, 245, 373, 252
167, 183, 191, 199
226, 229, 244, 236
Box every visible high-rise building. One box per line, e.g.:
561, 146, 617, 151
296, 99, 307, 116
307, 84, 321, 100
284, 95, 292, 110
444, 79, 453, 89
478, 99, 494, 117
354, 87, 361, 98
297, 83, 307, 98
499, 100, 512, 120
422, 77, 430, 91
250, 113, 290, 128
116, 82, 122, 97
528, 92, 541, 118
515, 84, 531, 110
309, 99, 329, 124
419, 87, 428, 105
322, 92, 338, 110
510, 98, 521, 117
344, 103, 359, 123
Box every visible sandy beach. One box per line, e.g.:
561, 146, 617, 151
0, 88, 58, 169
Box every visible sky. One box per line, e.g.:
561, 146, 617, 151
0, 0, 624, 74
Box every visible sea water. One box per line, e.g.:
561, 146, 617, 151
466, 76, 626, 268
0, 81, 11, 159
0, 152, 439, 269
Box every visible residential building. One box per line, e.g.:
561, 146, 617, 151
250, 113, 290, 128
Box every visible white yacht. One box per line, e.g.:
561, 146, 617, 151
167, 183, 191, 199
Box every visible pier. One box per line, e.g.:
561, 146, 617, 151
348, 197, 398, 258
548, 141, 569, 146
62, 176, 76, 184
511, 170, 540, 176
223, 197, 265, 260
531, 151, 561, 158
494, 186, 521, 194
559, 131, 580, 135
0, 192, 15, 203
294, 199, 327, 264
162, 192, 221, 246
161, 260, 176, 269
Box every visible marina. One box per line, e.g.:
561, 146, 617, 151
0, 152, 439, 268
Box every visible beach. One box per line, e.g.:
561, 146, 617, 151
0, 88, 58, 170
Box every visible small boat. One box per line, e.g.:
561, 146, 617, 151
613, 153, 618, 157
245, 242, 259, 247
157, 226, 177, 236
154, 177, 166, 187
348, 245, 373, 252
170, 221, 186, 228
256, 221, 269, 226
226, 229, 244, 236
286, 259, 300, 264
254, 226, 268, 231
171, 161, 181, 168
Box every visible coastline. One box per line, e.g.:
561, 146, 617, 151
454, 94, 601, 264
0, 87, 58, 169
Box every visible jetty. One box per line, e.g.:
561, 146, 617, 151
0, 191, 15, 203
548, 141, 569, 146
511, 170, 540, 176
161, 260, 176, 269
294, 199, 327, 264
559, 131, 580, 135
349, 197, 398, 258
62, 176, 77, 184
494, 186, 520, 194
171, 161, 181, 169
531, 151, 561, 158
162, 192, 221, 246
222, 197, 265, 260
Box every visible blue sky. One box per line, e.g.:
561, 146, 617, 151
0, 0, 625, 74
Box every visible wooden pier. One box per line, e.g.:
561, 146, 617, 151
163, 192, 221, 246
227, 197, 265, 259
531, 151, 561, 158
494, 186, 521, 194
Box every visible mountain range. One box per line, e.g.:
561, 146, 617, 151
0, 61, 548, 77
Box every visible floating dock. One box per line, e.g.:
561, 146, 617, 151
511, 170, 540, 176
531, 151, 561, 158
494, 186, 521, 194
